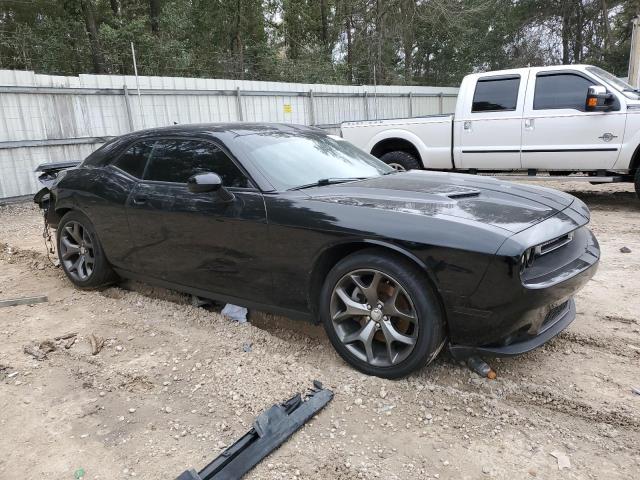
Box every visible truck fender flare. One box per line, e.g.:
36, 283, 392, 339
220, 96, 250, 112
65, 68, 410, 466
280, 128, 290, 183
365, 129, 429, 167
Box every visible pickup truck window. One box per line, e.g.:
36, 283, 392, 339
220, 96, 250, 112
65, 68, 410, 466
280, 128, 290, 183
471, 76, 520, 113
533, 73, 593, 111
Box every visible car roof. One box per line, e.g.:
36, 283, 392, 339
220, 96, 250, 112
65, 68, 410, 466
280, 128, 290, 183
127, 122, 325, 138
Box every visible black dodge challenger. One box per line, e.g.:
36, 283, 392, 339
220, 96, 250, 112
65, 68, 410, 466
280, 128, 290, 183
35, 123, 600, 378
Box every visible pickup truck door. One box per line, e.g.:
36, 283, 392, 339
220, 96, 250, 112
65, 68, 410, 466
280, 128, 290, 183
454, 73, 527, 169
520, 70, 625, 170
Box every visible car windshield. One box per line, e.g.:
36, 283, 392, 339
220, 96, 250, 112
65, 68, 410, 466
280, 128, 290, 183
237, 132, 393, 191
586, 66, 640, 99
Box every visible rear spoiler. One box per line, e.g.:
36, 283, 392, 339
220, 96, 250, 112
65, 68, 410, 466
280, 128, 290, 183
35, 160, 81, 174
35, 161, 81, 188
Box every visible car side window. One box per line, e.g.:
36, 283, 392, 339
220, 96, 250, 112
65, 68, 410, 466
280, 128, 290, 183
471, 76, 520, 112
111, 140, 155, 178
533, 73, 594, 111
143, 139, 251, 188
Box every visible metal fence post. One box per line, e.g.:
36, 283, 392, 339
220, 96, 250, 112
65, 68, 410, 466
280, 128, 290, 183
364, 91, 369, 120
438, 92, 443, 114
308, 89, 315, 125
236, 87, 244, 121
123, 85, 135, 131
408, 91, 413, 118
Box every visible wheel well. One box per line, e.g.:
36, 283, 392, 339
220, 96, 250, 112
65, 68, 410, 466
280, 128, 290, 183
630, 144, 640, 175
307, 242, 446, 327
50, 207, 71, 228
370, 138, 423, 167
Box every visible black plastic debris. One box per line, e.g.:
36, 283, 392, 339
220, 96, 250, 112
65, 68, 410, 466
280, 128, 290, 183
175, 380, 333, 480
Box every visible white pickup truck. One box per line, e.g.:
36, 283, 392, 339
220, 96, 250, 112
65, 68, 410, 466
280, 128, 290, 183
341, 64, 640, 198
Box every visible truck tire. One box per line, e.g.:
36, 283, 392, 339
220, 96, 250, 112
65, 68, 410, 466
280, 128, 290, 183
635, 169, 640, 200
380, 151, 421, 171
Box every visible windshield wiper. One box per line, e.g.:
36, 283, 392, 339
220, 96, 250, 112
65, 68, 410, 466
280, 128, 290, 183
288, 177, 367, 191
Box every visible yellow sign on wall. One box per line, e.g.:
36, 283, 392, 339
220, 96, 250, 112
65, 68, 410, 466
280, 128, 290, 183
283, 103, 292, 114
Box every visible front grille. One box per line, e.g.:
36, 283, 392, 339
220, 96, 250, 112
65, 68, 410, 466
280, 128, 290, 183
541, 300, 570, 331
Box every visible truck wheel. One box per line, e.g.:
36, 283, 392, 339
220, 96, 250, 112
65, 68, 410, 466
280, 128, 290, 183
319, 249, 445, 378
635, 169, 640, 200
380, 151, 421, 171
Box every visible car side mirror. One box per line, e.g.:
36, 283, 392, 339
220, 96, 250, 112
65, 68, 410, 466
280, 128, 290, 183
586, 85, 615, 112
187, 172, 234, 201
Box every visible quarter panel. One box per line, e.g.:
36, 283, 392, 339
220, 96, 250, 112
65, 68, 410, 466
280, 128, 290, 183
54, 166, 136, 267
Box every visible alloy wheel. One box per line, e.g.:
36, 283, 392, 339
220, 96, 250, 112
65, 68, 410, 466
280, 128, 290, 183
330, 269, 418, 367
60, 220, 95, 281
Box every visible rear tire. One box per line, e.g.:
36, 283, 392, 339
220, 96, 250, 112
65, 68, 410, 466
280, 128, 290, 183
380, 151, 421, 171
319, 249, 445, 378
635, 169, 640, 200
57, 211, 117, 289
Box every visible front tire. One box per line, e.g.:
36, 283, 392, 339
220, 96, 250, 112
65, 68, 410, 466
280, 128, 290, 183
635, 169, 640, 200
380, 151, 421, 171
57, 211, 116, 289
319, 249, 445, 378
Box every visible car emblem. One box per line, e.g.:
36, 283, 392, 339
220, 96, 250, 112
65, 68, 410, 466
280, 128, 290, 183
598, 133, 617, 142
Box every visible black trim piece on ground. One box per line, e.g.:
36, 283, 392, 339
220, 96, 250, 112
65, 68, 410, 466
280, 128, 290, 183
175, 381, 333, 480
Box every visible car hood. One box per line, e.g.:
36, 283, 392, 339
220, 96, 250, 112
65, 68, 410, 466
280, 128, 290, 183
306, 171, 575, 234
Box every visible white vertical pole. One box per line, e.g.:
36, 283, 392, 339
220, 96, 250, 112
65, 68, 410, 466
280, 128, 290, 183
131, 42, 145, 127
629, 17, 640, 89
373, 65, 378, 119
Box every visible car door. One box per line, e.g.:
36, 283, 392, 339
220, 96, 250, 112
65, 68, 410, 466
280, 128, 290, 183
98, 139, 156, 268
454, 73, 526, 169
521, 70, 626, 170
126, 138, 271, 303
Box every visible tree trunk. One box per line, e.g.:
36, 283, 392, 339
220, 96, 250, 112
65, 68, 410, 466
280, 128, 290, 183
345, 12, 353, 83
80, 0, 105, 73
320, 0, 329, 53
233, 3, 244, 79
109, 0, 119, 16
149, 0, 160, 34
601, 0, 609, 53
573, 0, 583, 62
561, 9, 570, 64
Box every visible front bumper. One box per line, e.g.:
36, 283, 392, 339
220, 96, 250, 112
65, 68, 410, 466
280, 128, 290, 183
446, 223, 599, 359
449, 297, 576, 358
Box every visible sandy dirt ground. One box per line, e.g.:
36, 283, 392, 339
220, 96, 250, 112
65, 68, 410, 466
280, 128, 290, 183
0, 181, 639, 480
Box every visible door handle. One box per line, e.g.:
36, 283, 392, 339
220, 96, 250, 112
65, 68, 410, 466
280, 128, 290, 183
524, 118, 535, 130
132, 195, 147, 205
463, 121, 472, 131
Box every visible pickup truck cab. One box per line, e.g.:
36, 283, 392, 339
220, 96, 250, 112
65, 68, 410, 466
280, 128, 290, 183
341, 64, 640, 198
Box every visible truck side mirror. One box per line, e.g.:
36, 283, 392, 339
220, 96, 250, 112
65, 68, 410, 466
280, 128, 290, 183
585, 85, 615, 112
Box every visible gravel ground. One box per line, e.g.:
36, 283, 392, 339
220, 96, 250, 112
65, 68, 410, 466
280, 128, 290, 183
0, 181, 639, 480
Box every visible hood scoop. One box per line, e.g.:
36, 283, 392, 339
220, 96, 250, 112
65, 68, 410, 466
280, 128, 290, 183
445, 189, 481, 199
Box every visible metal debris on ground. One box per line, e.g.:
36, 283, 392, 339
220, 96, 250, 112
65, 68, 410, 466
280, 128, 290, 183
632, 387, 640, 396
89, 334, 105, 355
175, 381, 334, 480
0, 295, 48, 308
242, 342, 252, 353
